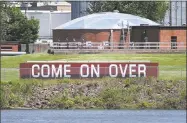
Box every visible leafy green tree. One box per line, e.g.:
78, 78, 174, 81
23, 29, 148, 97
87, 1, 169, 23
0, 3, 39, 43
0, 2, 9, 42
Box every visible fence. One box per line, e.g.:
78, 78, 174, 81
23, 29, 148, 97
18, 42, 186, 54
50, 42, 186, 50
1, 66, 186, 82
21, 44, 50, 53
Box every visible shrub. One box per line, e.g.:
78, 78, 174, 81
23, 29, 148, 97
92, 97, 103, 108
63, 99, 75, 109
100, 88, 122, 109
163, 98, 180, 109
138, 101, 155, 109
9, 93, 24, 107
180, 89, 186, 100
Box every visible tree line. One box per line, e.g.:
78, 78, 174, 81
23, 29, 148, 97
87, 1, 169, 23
0, 2, 39, 44
0, 1, 169, 43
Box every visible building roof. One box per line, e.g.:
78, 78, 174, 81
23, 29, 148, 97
55, 12, 160, 30
21, 10, 71, 14
37, 2, 71, 6
131, 25, 187, 29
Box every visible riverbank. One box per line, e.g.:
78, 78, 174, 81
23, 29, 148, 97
1, 77, 186, 109
1, 53, 186, 109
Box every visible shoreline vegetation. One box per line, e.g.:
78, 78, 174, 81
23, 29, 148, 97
1, 53, 186, 109
1, 78, 186, 110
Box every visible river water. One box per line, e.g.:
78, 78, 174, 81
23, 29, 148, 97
1, 110, 186, 123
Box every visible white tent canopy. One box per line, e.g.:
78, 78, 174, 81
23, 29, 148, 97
55, 12, 160, 29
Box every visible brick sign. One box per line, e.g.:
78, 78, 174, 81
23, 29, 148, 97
20, 62, 159, 79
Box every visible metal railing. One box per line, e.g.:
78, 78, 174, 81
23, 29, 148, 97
50, 42, 186, 50
21, 44, 50, 53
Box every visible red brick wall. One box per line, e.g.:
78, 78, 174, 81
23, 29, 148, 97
159, 29, 186, 49
12, 45, 18, 52
0, 44, 18, 52
53, 29, 121, 43
113, 31, 121, 43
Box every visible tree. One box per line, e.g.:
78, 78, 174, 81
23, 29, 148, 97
0, 3, 39, 43
87, 1, 169, 23
0, 2, 9, 42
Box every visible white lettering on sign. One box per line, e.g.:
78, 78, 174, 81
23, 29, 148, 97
138, 64, 146, 77
32, 64, 40, 78
129, 64, 136, 77
119, 64, 128, 77
80, 64, 100, 78
91, 64, 100, 77
41, 64, 50, 78
29, 63, 149, 78
52, 65, 62, 78
64, 64, 71, 78
109, 64, 118, 77
80, 64, 89, 78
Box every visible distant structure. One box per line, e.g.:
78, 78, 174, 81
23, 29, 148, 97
22, 10, 71, 39
53, 11, 186, 50
70, 1, 187, 26
70, 1, 89, 20
53, 12, 160, 44
18, 2, 72, 43
164, 0, 187, 26
20, 2, 71, 12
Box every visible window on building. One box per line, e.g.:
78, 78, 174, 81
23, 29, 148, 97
171, 36, 177, 49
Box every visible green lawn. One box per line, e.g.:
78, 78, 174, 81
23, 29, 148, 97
1, 53, 186, 81
1, 53, 186, 68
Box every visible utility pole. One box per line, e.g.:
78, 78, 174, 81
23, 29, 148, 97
127, 21, 130, 44
186, 1, 187, 25
169, 1, 172, 26
181, 1, 182, 25
122, 21, 124, 45
21, 2, 28, 18
175, 1, 178, 26
110, 29, 113, 49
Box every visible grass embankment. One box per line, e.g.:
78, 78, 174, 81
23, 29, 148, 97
1, 53, 186, 68
1, 53, 186, 81
1, 78, 186, 109
1, 53, 186, 109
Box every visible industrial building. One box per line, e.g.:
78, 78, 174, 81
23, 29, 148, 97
164, 0, 187, 26
19, 2, 71, 12
22, 10, 71, 40
53, 12, 186, 50
70, 1, 89, 20
131, 26, 186, 49
53, 12, 159, 43
1, 2, 71, 54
